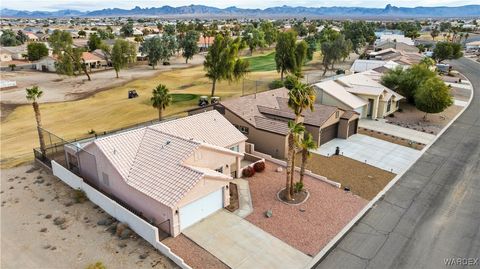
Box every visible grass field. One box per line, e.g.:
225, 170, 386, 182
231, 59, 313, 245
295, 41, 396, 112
1, 65, 280, 168
246, 52, 277, 72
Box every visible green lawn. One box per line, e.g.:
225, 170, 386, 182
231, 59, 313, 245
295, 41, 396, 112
245, 52, 277, 72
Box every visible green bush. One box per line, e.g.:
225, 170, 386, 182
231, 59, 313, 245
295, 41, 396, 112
269, 79, 284, 89
73, 189, 88, 203
86, 262, 106, 269
294, 182, 304, 193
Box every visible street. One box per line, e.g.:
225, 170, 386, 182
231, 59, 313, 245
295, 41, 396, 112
314, 57, 480, 269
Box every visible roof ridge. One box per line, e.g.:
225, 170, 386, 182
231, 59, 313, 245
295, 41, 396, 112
125, 128, 149, 181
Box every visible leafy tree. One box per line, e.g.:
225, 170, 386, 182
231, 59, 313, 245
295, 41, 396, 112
16, 30, 28, 43
140, 37, 162, 69
430, 27, 440, 41
320, 34, 352, 75
439, 22, 452, 32
304, 36, 317, 61
97, 29, 114, 40
275, 31, 297, 80
242, 25, 266, 55
87, 33, 102, 52
294, 41, 308, 76
0, 29, 21, 46
151, 84, 172, 121
27, 42, 49, 61
8, 64, 16, 71
433, 42, 463, 63
397, 22, 421, 39
293, 22, 308, 37
317, 26, 340, 43
78, 30, 86, 37
181, 30, 200, 63
260, 21, 277, 47
414, 77, 453, 120
342, 21, 375, 53
204, 34, 249, 97
159, 34, 178, 64
111, 39, 136, 78
26, 86, 46, 156
164, 24, 176, 35
49, 30, 91, 80
120, 23, 134, 37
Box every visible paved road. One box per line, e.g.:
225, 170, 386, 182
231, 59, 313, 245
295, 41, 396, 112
314, 57, 480, 269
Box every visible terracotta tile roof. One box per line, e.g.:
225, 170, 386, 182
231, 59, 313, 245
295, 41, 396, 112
150, 110, 247, 147
81, 52, 103, 62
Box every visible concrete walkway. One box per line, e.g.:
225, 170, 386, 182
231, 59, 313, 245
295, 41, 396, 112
183, 210, 311, 269
314, 134, 421, 174
231, 178, 253, 218
359, 119, 436, 145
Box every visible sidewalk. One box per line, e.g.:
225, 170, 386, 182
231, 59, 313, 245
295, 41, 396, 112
231, 178, 253, 218
359, 119, 436, 145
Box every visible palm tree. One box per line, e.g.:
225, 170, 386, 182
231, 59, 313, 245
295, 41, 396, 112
26, 86, 46, 156
299, 133, 316, 185
151, 84, 172, 121
285, 121, 305, 201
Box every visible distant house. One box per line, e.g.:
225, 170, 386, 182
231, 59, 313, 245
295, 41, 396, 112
64, 111, 249, 236
35, 56, 56, 72
314, 70, 404, 120
368, 48, 424, 65
26, 32, 39, 42
0, 51, 13, 62
374, 40, 419, 53
190, 88, 359, 159
1, 45, 27, 60
466, 41, 480, 52
82, 51, 106, 69
374, 32, 414, 46
198, 36, 215, 52
350, 59, 400, 73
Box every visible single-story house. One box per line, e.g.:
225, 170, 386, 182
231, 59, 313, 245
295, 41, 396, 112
466, 41, 480, 52
374, 33, 414, 46
82, 52, 106, 70
374, 40, 419, 53
198, 36, 215, 52
1, 45, 27, 60
190, 88, 359, 159
36, 56, 56, 72
350, 59, 400, 73
368, 48, 424, 66
0, 52, 13, 62
314, 70, 404, 120
64, 110, 248, 236
26, 32, 39, 42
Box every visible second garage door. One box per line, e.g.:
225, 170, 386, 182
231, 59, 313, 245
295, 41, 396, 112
348, 119, 358, 137
320, 123, 339, 145
179, 188, 224, 231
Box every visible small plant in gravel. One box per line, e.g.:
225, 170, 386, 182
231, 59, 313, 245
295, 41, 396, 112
294, 182, 304, 193
253, 161, 266, 172
86, 262, 106, 269
73, 189, 88, 203
242, 166, 255, 178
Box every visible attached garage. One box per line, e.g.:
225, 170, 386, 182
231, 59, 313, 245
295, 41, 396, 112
179, 188, 224, 231
348, 119, 358, 137
320, 123, 339, 145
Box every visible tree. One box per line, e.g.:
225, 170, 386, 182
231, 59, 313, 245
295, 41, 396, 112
181, 30, 200, 63
342, 21, 375, 53
26, 86, 46, 157
204, 34, 249, 97
242, 26, 266, 55
285, 121, 305, 201
97, 29, 114, 40
294, 40, 308, 76
87, 33, 102, 52
78, 30, 86, 37
164, 24, 176, 36
49, 30, 91, 81
304, 36, 317, 61
430, 27, 440, 41
8, 64, 16, 71
320, 34, 352, 76
27, 42, 48, 61
260, 21, 277, 47
140, 37, 163, 69
120, 24, 134, 37
414, 77, 453, 120
159, 34, 178, 64
151, 84, 172, 121
111, 39, 136, 78
0, 29, 21, 46
299, 133, 316, 185
293, 22, 308, 37
433, 42, 463, 63
16, 30, 28, 43
275, 31, 297, 80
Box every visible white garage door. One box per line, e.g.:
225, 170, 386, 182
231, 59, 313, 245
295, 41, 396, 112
179, 188, 224, 231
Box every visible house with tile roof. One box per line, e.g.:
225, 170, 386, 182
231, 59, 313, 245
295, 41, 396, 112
64, 111, 248, 236
314, 71, 404, 120
190, 88, 359, 159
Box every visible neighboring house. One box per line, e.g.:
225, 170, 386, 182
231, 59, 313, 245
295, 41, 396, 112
35, 56, 56, 72
190, 88, 359, 159
350, 59, 400, 73
314, 71, 404, 120
368, 48, 423, 65
26, 32, 39, 42
198, 36, 214, 52
1, 45, 27, 60
0, 52, 13, 62
64, 111, 248, 236
82, 51, 106, 69
368, 48, 402, 60
374, 40, 419, 53
375, 32, 414, 46
466, 41, 480, 52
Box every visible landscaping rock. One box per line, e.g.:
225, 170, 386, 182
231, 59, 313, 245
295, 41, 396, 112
50, 246, 56, 250
118, 243, 127, 248
276, 167, 283, 173
97, 219, 108, 226
64, 201, 74, 207
53, 217, 66, 226
139, 253, 148, 259
265, 209, 273, 218
120, 228, 132, 240
43, 244, 51, 249
45, 214, 52, 219
40, 228, 47, 232
39, 198, 44, 202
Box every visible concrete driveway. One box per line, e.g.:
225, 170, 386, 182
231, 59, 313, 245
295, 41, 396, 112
314, 134, 421, 174
182, 210, 311, 269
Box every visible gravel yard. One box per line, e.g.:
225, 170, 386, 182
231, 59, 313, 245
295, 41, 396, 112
1, 164, 177, 269
296, 154, 396, 200
245, 161, 367, 256
163, 235, 228, 269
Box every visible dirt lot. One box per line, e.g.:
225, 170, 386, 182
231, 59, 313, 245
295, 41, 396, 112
245, 161, 367, 256
296, 154, 396, 200
1, 164, 178, 269
358, 127, 425, 150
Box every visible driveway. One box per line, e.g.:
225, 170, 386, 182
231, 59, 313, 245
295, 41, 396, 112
182, 210, 311, 269
359, 119, 436, 145
314, 134, 421, 174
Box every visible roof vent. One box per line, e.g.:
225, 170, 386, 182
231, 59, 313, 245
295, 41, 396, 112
166, 141, 171, 145
113, 149, 116, 155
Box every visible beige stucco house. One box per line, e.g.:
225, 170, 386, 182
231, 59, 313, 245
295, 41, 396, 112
190, 88, 359, 159
314, 70, 404, 119
64, 111, 248, 236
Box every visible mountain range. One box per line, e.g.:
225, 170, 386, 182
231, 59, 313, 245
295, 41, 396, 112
1, 4, 480, 18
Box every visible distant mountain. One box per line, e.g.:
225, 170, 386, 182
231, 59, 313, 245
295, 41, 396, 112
1, 4, 480, 18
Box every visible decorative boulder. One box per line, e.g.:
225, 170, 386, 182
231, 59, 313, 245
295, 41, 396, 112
265, 209, 273, 218
276, 167, 283, 173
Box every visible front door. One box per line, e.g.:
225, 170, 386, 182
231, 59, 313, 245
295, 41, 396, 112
367, 99, 374, 118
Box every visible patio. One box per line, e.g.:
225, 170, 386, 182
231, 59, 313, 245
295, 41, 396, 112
245, 161, 368, 256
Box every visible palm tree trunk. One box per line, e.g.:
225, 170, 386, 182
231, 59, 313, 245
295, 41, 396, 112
281, 70, 284, 81
33, 102, 46, 156
285, 133, 293, 201
159, 107, 162, 121
211, 78, 217, 97
290, 149, 296, 196
299, 150, 307, 185
81, 60, 91, 81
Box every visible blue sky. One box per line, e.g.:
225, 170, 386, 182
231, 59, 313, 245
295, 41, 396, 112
2, 0, 477, 11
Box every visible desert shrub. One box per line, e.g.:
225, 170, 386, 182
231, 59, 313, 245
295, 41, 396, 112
253, 161, 265, 172
86, 262, 106, 269
242, 166, 255, 177
269, 79, 284, 89
73, 189, 88, 203
88, 129, 96, 135
294, 182, 304, 193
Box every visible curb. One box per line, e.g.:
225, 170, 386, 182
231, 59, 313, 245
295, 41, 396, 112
305, 64, 476, 269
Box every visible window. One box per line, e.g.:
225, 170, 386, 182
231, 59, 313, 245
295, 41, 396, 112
335, 111, 340, 118
230, 145, 240, 152
387, 99, 392, 112
102, 172, 109, 186
236, 125, 249, 135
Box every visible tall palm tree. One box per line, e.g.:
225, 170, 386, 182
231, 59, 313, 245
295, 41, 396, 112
299, 133, 316, 185
26, 86, 46, 156
285, 121, 305, 201
151, 84, 172, 121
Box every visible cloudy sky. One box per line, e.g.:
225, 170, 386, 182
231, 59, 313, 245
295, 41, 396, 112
3, 0, 477, 11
